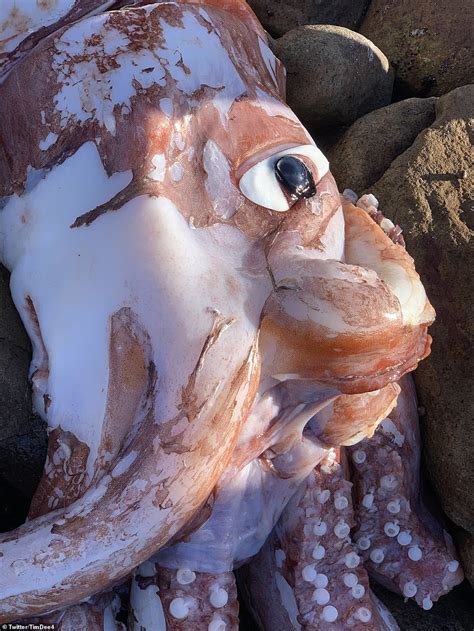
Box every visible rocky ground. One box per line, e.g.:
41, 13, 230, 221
0, 0, 472, 628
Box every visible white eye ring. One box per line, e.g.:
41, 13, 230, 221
238, 144, 329, 212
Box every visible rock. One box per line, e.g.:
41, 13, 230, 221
274, 25, 393, 132
362, 86, 474, 536
327, 97, 437, 192
0, 264, 46, 530
0, 264, 31, 442
360, 0, 474, 97
247, 0, 369, 38
373, 581, 474, 630
456, 529, 474, 589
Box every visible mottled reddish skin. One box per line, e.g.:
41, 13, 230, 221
156, 566, 239, 630
242, 453, 398, 630
0, 1, 459, 628
0, 1, 117, 80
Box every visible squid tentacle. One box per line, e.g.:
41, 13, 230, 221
129, 561, 238, 631
240, 453, 399, 629
347, 375, 464, 609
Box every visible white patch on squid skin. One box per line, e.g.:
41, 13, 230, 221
130, 573, 166, 631
103, 594, 122, 631
0, 139, 271, 483
0, 0, 76, 54
170, 161, 184, 182
159, 97, 174, 118
257, 36, 278, 88
39, 132, 59, 151
172, 131, 186, 152
156, 454, 321, 573
315, 204, 345, 261
274, 549, 286, 568
159, 12, 246, 124
110, 451, 137, 478
52, 18, 167, 135
203, 140, 245, 220
380, 417, 405, 447
149, 154, 166, 182
254, 87, 303, 128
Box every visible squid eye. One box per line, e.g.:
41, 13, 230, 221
238, 144, 329, 212
275, 155, 316, 201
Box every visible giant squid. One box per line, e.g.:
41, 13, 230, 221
0, 1, 463, 628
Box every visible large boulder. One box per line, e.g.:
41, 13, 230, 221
456, 529, 474, 588
274, 25, 393, 131
327, 97, 437, 192
353, 86, 473, 538
0, 264, 31, 442
0, 264, 46, 530
247, 0, 369, 38
360, 0, 474, 97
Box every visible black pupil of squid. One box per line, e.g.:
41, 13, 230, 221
275, 155, 316, 201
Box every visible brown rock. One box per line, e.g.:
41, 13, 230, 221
247, 0, 369, 38
455, 528, 474, 588
360, 0, 474, 97
274, 25, 393, 131
327, 97, 437, 192
0, 264, 31, 441
372, 581, 474, 630
0, 264, 46, 529
365, 85, 474, 534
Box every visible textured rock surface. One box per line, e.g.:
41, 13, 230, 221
274, 25, 393, 131
365, 86, 474, 535
372, 582, 474, 630
0, 264, 31, 442
327, 97, 437, 192
0, 265, 46, 530
360, 0, 474, 97
247, 0, 369, 38
456, 528, 474, 589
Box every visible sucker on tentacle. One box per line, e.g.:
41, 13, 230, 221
240, 452, 399, 629
342, 190, 405, 247
347, 375, 464, 609
129, 561, 239, 630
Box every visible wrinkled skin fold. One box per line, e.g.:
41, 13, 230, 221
0, 0, 461, 626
